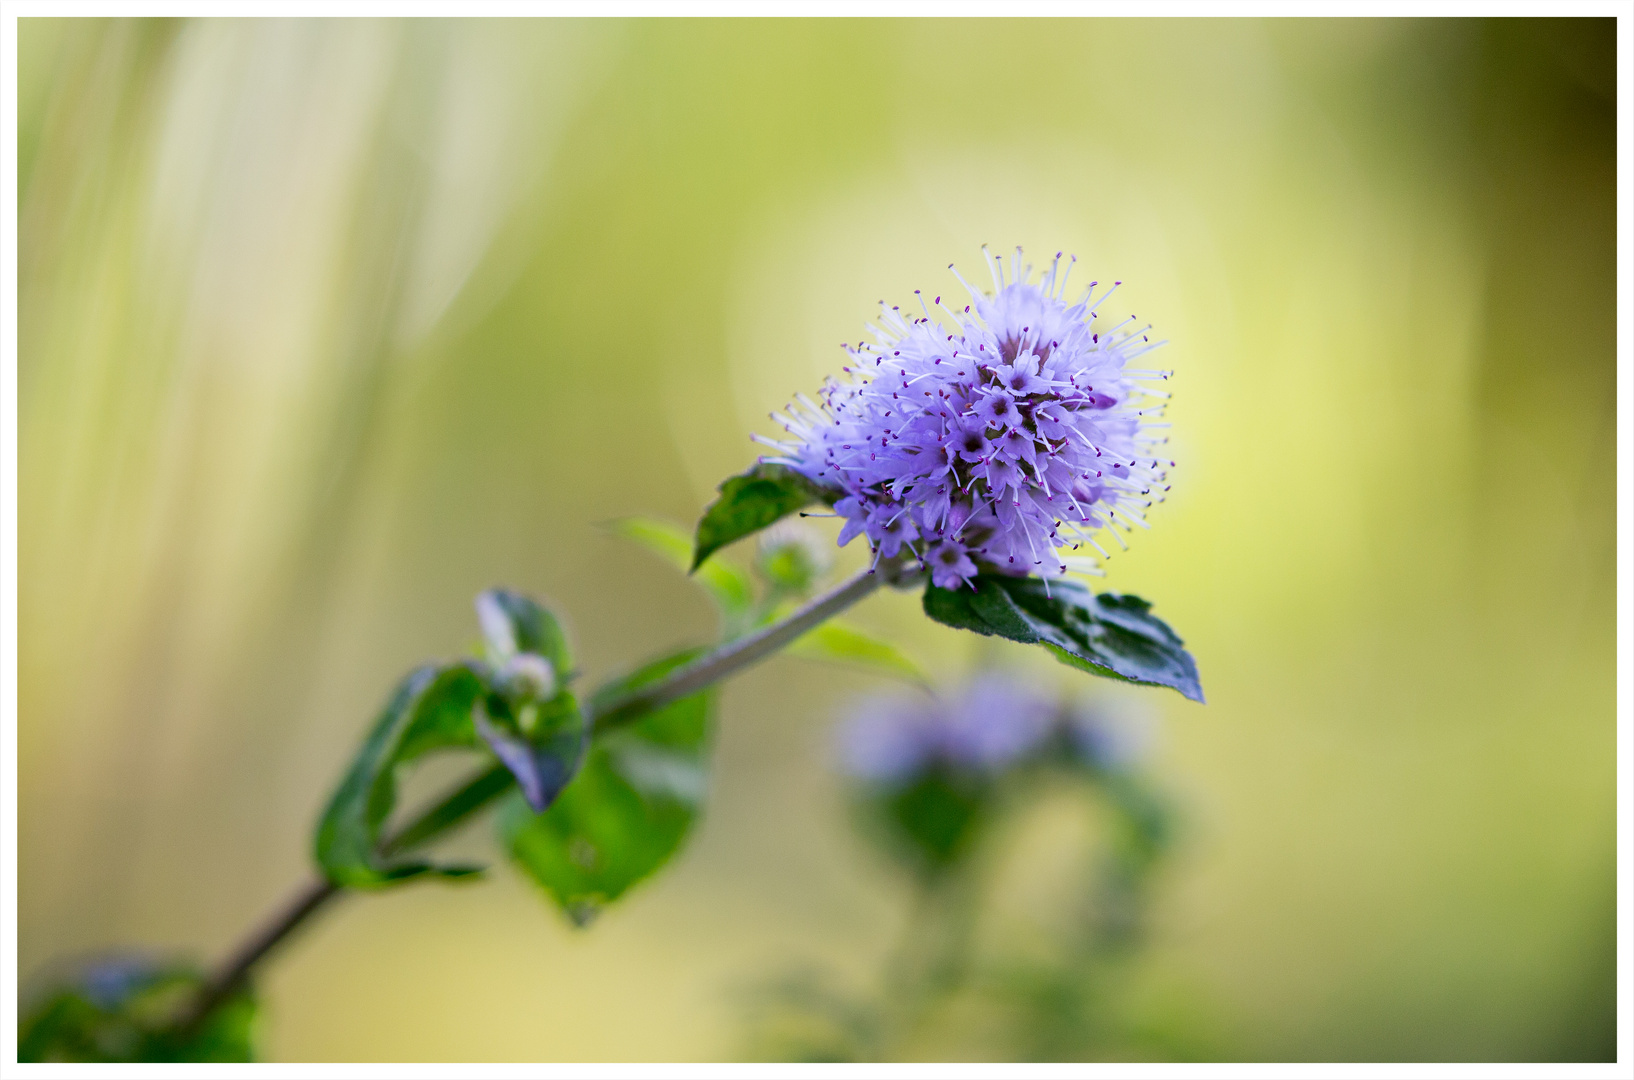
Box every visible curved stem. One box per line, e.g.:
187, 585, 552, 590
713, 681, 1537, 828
180, 765, 513, 1032
184, 564, 890, 1032
591, 565, 884, 733
881, 865, 979, 1050
379, 762, 515, 856
179, 878, 338, 1033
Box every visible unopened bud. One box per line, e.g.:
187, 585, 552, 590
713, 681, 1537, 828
499, 653, 556, 701
756, 521, 832, 593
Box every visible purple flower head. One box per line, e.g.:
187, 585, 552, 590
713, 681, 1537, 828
863, 500, 916, 558
938, 673, 1058, 769
837, 693, 939, 784
926, 540, 978, 590
975, 388, 1024, 429
755, 248, 1173, 589
837, 673, 1059, 785
995, 354, 1049, 396
978, 454, 1024, 496
952, 418, 992, 463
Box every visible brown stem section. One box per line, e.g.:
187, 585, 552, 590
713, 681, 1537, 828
180, 878, 339, 1032
591, 565, 884, 732
182, 564, 891, 1034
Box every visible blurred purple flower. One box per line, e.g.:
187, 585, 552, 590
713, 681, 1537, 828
838, 692, 939, 784
838, 673, 1057, 784
756, 248, 1173, 589
78, 956, 163, 1009
939, 674, 1057, 769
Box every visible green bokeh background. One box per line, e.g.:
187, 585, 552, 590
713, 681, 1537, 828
18, 17, 1616, 1061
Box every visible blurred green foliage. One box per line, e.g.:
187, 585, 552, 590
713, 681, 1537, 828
743, 707, 1179, 1062
504, 649, 716, 926
18, 16, 1614, 1061
20, 958, 258, 1063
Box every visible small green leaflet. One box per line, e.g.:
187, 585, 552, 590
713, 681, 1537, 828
313, 663, 489, 888
610, 516, 754, 619
470, 588, 592, 810
501, 650, 714, 925
475, 588, 572, 676
783, 617, 928, 685
923, 575, 1204, 702
691, 463, 838, 571
872, 769, 992, 873
473, 689, 587, 813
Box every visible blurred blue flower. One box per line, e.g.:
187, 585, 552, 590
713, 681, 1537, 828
78, 956, 163, 1009
941, 673, 1057, 770
838, 673, 1057, 784
838, 693, 938, 784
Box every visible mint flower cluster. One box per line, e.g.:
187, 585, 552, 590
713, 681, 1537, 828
760, 249, 1173, 590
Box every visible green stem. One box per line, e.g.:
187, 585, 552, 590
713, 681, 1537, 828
592, 564, 884, 733
179, 765, 513, 1033
184, 563, 890, 1032
379, 762, 515, 856
881, 864, 980, 1051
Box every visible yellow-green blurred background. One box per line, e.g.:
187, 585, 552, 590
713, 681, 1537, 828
18, 17, 1617, 1062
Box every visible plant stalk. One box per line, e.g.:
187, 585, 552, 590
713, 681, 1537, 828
591, 564, 884, 732
182, 564, 889, 1033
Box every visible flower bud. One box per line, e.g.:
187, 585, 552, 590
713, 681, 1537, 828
754, 521, 832, 594
498, 653, 556, 702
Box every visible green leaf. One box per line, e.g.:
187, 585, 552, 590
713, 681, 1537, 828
313, 662, 489, 888
1100, 773, 1173, 869
920, 579, 997, 636
475, 588, 572, 676
501, 650, 715, 924
784, 618, 928, 684
922, 576, 1204, 702
691, 463, 837, 571
866, 769, 991, 873
473, 689, 587, 813
610, 516, 755, 617
19, 958, 257, 1063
